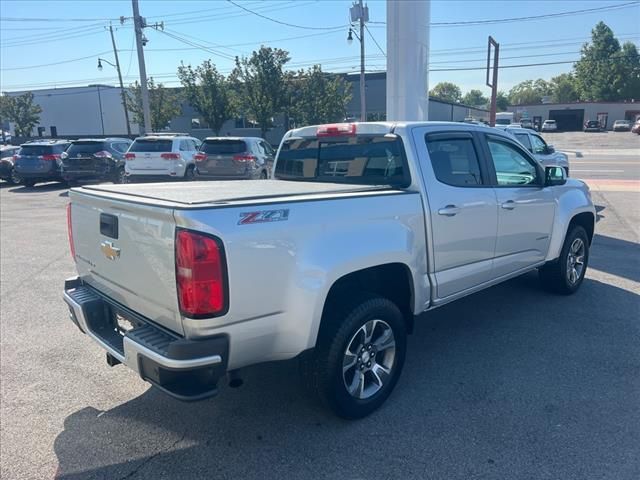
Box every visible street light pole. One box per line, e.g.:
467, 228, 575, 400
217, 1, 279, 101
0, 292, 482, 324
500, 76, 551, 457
132, 0, 152, 133
108, 24, 132, 136
359, 0, 366, 122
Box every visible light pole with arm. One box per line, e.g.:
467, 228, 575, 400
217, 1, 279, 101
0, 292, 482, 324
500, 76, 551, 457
97, 53, 132, 136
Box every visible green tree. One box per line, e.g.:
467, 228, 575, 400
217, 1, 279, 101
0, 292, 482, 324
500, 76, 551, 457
1, 92, 42, 137
295, 65, 352, 126
495, 91, 509, 111
177, 60, 234, 136
462, 89, 489, 107
508, 79, 552, 105
126, 77, 182, 132
429, 82, 462, 103
619, 42, 640, 100
574, 22, 632, 101
231, 46, 290, 138
550, 73, 579, 103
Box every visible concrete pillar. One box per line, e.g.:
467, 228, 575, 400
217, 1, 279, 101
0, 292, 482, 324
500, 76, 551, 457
386, 0, 430, 121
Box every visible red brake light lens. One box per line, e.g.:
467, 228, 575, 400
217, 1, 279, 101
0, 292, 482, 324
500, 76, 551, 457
194, 153, 207, 162
316, 123, 357, 137
67, 203, 76, 260
232, 154, 256, 162
13, 154, 21, 161
161, 152, 181, 160
41, 154, 61, 161
93, 150, 112, 158
176, 229, 227, 318
124, 153, 136, 160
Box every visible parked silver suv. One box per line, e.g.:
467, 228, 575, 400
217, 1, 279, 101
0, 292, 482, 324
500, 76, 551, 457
497, 126, 570, 175
194, 137, 274, 180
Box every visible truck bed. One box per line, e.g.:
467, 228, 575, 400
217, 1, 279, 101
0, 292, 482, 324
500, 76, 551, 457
78, 180, 400, 209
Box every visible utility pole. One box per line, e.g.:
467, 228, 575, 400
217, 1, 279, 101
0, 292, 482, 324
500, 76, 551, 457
131, 0, 152, 133
350, 1, 368, 121
486, 36, 500, 127
108, 24, 132, 136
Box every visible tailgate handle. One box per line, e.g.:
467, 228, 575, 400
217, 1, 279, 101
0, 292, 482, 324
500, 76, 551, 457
100, 213, 119, 239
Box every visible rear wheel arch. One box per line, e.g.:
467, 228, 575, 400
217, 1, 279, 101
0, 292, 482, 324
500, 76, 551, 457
317, 263, 415, 344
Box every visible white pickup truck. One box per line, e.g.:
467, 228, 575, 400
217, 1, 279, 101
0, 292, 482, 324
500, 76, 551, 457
64, 122, 595, 418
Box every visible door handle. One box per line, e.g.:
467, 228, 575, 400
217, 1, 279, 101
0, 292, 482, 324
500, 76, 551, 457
501, 200, 516, 210
438, 205, 461, 216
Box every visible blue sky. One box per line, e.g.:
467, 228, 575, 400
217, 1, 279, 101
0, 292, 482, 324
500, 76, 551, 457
1, 0, 639, 96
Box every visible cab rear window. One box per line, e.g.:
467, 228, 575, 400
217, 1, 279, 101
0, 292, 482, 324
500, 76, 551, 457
20, 145, 56, 156
275, 135, 410, 187
67, 142, 105, 156
201, 140, 246, 154
129, 139, 173, 152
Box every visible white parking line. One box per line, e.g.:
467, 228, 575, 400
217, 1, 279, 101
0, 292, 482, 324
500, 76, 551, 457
572, 169, 625, 173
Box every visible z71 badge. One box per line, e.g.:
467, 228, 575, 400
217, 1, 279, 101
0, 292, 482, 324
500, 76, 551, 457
238, 209, 289, 225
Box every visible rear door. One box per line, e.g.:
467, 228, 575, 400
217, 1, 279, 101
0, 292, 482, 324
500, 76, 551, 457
69, 191, 183, 334
481, 133, 555, 277
126, 138, 173, 172
414, 128, 499, 299
64, 141, 107, 172
200, 139, 248, 176
16, 144, 58, 175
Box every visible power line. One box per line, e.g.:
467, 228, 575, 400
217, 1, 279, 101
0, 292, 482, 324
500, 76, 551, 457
1, 27, 107, 48
152, 28, 237, 61
0, 50, 112, 71
145, 1, 282, 19
364, 24, 386, 57
368, 2, 640, 27
0, 16, 119, 22
225, 0, 347, 30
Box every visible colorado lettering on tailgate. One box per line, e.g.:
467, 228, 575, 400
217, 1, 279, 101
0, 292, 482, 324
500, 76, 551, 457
238, 209, 289, 225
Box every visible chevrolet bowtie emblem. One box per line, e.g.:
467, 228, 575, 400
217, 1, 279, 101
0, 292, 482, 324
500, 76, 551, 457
101, 241, 121, 260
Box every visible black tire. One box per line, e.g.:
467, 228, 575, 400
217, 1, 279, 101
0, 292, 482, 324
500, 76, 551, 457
260, 170, 268, 179
539, 225, 589, 295
23, 180, 36, 188
184, 165, 196, 181
9, 168, 21, 185
301, 293, 407, 419
114, 167, 126, 184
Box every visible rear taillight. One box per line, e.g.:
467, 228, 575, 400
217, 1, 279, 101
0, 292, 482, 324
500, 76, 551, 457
124, 153, 136, 160
41, 154, 61, 161
317, 123, 357, 137
233, 154, 257, 162
161, 153, 181, 160
194, 153, 207, 162
93, 150, 112, 158
175, 229, 227, 318
67, 203, 76, 260
12, 154, 21, 161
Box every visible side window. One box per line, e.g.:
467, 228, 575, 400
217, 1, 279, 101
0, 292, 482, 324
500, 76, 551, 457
487, 138, 538, 186
111, 142, 125, 153
262, 141, 275, 156
514, 133, 532, 152
179, 140, 189, 151
254, 141, 265, 156
425, 136, 483, 187
530, 135, 547, 154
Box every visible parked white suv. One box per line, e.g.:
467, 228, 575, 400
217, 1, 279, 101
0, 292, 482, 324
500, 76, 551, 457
124, 133, 201, 182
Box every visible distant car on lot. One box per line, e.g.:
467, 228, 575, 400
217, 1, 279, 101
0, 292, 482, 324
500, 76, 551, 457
519, 118, 534, 129
61, 138, 132, 184
632, 120, 640, 134
1, 130, 12, 145
541, 120, 557, 132
124, 133, 201, 182
584, 120, 602, 132
497, 126, 570, 175
0, 145, 21, 184
194, 137, 274, 180
13, 140, 70, 187
612, 120, 631, 132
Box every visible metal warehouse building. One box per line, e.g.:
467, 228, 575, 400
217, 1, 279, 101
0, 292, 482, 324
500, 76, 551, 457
507, 102, 640, 131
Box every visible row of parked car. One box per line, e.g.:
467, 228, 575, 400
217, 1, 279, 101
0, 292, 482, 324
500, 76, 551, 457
0, 133, 277, 187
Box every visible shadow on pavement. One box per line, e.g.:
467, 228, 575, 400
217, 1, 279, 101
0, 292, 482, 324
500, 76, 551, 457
7, 182, 68, 194
591, 233, 640, 283
53, 274, 639, 480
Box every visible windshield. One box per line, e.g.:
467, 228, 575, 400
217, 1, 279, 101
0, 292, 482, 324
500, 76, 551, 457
275, 135, 410, 187
201, 140, 247, 154
67, 142, 105, 156
129, 139, 173, 152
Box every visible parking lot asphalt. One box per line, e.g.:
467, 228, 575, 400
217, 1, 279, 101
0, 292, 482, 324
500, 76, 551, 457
1, 142, 639, 479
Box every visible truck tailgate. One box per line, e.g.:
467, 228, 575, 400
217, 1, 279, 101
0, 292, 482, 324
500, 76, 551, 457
69, 189, 183, 335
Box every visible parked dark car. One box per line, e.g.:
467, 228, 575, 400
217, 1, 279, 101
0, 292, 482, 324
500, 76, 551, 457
61, 138, 132, 184
194, 137, 274, 180
584, 120, 602, 132
13, 140, 70, 187
0, 146, 22, 184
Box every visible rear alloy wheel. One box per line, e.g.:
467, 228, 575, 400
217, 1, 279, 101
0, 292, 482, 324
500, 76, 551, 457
115, 167, 126, 184
9, 168, 21, 185
301, 294, 407, 419
184, 166, 196, 181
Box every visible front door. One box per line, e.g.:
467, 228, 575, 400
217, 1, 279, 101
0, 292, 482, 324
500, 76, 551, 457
482, 134, 556, 278
415, 129, 498, 299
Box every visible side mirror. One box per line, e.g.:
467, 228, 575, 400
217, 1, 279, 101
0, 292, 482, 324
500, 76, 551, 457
545, 166, 567, 186
546, 144, 555, 154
